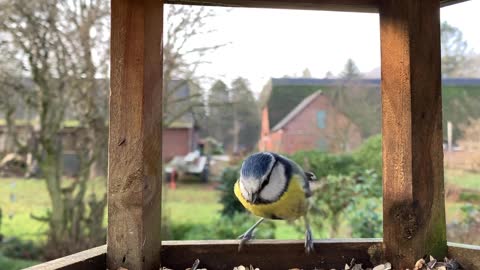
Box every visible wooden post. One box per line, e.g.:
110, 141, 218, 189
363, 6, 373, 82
380, 0, 446, 268
108, 0, 163, 269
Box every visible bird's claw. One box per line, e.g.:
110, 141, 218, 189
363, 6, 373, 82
304, 228, 315, 254
238, 230, 255, 252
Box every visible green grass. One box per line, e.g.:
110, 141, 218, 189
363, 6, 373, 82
0, 119, 80, 127
163, 184, 222, 226
445, 169, 480, 190
0, 179, 51, 241
0, 178, 106, 242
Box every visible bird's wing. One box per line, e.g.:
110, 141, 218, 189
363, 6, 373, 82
275, 153, 315, 198
291, 161, 314, 198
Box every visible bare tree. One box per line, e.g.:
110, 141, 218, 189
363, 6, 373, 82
440, 21, 480, 78
0, 0, 108, 258
163, 4, 227, 127
0, 55, 25, 154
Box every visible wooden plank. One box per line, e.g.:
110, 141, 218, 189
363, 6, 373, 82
108, 0, 163, 269
160, 239, 384, 269
24, 245, 106, 270
165, 0, 379, 12
380, 0, 446, 269
448, 242, 480, 269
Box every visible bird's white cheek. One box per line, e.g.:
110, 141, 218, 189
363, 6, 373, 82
239, 180, 250, 200
259, 166, 287, 202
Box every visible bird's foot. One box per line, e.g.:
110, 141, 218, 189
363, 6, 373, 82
238, 229, 255, 252
304, 227, 315, 254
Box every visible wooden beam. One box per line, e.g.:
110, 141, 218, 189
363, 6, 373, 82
165, 0, 466, 12
440, 0, 470, 8
23, 241, 480, 270
380, 0, 446, 269
108, 0, 163, 269
165, 0, 379, 12
160, 239, 384, 269
448, 242, 480, 269
24, 245, 106, 270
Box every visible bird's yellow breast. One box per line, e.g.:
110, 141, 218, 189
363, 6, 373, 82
234, 175, 308, 221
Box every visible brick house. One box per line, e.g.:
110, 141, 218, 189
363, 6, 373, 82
258, 91, 362, 154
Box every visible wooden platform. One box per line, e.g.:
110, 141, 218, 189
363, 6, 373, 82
26, 240, 480, 269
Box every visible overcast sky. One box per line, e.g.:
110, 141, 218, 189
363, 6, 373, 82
184, 0, 480, 94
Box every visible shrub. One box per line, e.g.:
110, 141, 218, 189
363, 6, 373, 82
350, 198, 383, 238
289, 151, 357, 178
0, 208, 3, 242
0, 254, 38, 270
447, 203, 480, 245
459, 191, 480, 203
0, 237, 42, 261
353, 134, 382, 176
209, 213, 275, 240
218, 167, 245, 217
297, 169, 382, 237
167, 213, 275, 240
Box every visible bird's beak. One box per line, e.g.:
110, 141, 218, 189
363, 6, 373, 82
251, 193, 258, 203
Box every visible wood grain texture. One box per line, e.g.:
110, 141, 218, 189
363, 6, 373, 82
380, 0, 446, 269
24, 245, 106, 270
109, 0, 163, 269
165, 0, 379, 12
448, 242, 480, 269
160, 239, 384, 269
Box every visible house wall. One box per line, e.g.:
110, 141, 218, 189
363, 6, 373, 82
259, 94, 362, 155
162, 128, 194, 161
258, 108, 271, 151
280, 94, 362, 154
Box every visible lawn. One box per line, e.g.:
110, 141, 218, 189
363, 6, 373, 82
1, 171, 479, 241
445, 169, 480, 190
0, 178, 303, 243
0, 178, 106, 241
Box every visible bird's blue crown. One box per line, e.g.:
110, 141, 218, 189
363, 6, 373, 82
240, 152, 274, 179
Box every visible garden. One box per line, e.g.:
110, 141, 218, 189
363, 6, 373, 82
1, 135, 479, 269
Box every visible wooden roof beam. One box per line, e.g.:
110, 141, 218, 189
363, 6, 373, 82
165, 0, 470, 12
440, 0, 470, 8
165, 0, 379, 12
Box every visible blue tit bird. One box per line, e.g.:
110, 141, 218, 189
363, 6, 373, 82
234, 151, 317, 254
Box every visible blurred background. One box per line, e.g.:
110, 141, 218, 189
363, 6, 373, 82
0, 0, 479, 268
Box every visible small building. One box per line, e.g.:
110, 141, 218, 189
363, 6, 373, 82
259, 91, 362, 154
162, 122, 199, 161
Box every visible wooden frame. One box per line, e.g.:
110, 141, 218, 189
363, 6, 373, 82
26, 242, 480, 270
26, 0, 480, 269
108, 0, 163, 269
380, 0, 446, 268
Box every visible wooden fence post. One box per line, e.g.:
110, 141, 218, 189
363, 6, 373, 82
108, 0, 163, 269
380, 0, 447, 268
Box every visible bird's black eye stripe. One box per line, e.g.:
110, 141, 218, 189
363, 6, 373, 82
259, 158, 278, 192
